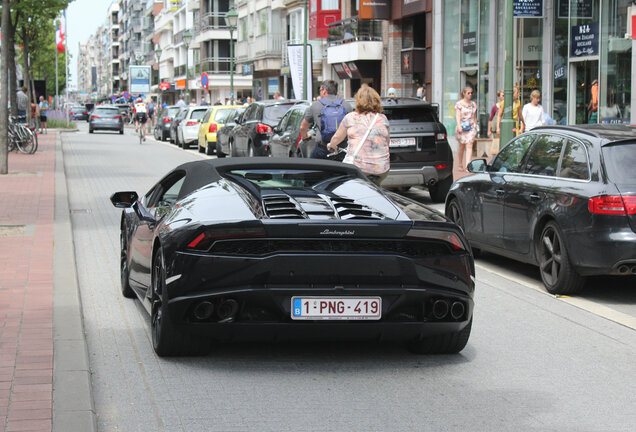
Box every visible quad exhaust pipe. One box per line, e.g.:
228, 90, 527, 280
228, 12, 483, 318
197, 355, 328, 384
450, 301, 465, 320
432, 300, 449, 320
217, 299, 239, 323
431, 299, 465, 321
193, 301, 214, 320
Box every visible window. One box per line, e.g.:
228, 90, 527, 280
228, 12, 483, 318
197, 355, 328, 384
602, 142, 636, 184
190, 109, 207, 120
491, 134, 536, 173
159, 177, 186, 207
558, 141, 589, 180
147, 172, 186, 208
523, 135, 565, 177
259, 11, 268, 36
278, 110, 292, 131
202, 110, 212, 123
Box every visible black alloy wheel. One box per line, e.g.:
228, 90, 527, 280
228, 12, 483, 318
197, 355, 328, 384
120, 231, 135, 298
228, 139, 236, 157
151, 248, 209, 357
446, 199, 464, 230
537, 221, 585, 295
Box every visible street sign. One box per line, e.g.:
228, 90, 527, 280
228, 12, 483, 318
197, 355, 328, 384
129, 65, 152, 93
122, 91, 130, 99
111, 95, 117, 103
201, 73, 209, 90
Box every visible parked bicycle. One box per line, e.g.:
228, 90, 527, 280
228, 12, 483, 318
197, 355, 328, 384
8, 115, 38, 154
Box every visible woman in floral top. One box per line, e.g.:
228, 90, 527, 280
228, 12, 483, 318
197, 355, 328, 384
327, 86, 390, 186
455, 86, 478, 171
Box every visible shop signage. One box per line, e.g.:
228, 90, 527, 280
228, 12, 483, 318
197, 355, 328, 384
333, 63, 349, 79
332, 62, 362, 80
462, 32, 476, 53
169, 0, 181, 11
554, 65, 566, 80
522, 37, 541, 61
514, 0, 543, 18
570, 22, 599, 57
159, 81, 170, 91
633, 14, 636, 39
287, 44, 313, 99
129, 65, 151, 93
359, 0, 391, 20
559, 0, 593, 19
176, 79, 186, 90
243, 63, 253, 76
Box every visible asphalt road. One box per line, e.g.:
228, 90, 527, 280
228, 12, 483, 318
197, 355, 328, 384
62, 122, 636, 431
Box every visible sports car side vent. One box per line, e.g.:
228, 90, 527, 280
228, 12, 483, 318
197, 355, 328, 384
262, 195, 305, 219
331, 197, 382, 220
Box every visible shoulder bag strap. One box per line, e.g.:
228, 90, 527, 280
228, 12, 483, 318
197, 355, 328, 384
351, 113, 379, 160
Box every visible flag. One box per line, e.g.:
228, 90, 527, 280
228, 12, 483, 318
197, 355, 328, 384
56, 14, 65, 54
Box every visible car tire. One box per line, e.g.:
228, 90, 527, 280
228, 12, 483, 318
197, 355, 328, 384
89, 128, 93, 134
536, 221, 586, 295
161, 132, 167, 142
407, 318, 472, 354
120, 230, 135, 299
119, 128, 124, 135
248, 143, 255, 157
446, 199, 464, 230
205, 140, 214, 156
198, 141, 205, 153
151, 248, 209, 357
229, 139, 236, 157
428, 175, 453, 203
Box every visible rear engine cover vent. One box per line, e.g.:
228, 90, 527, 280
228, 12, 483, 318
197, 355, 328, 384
331, 197, 382, 220
262, 195, 304, 219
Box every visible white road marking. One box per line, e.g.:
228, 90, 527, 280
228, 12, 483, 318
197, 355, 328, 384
476, 261, 636, 331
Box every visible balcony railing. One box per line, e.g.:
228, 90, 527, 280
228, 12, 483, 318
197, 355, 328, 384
197, 12, 230, 34
237, 32, 284, 61
199, 56, 231, 73
327, 17, 383, 46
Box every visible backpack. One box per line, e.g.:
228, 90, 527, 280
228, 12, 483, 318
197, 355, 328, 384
319, 98, 346, 142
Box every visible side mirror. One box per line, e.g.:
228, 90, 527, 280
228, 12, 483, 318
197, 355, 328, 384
272, 126, 280, 134
467, 159, 488, 173
110, 191, 139, 208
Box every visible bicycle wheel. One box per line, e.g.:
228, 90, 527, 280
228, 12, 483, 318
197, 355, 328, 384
139, 127, 143, 145
8, 131, 17, 152
17, 128, 36, 154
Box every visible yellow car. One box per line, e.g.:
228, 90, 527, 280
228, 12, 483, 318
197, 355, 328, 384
197, 105, 241, 155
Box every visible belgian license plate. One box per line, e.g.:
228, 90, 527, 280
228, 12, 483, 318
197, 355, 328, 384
291, 296, 381, 320
389, 137, 416, 147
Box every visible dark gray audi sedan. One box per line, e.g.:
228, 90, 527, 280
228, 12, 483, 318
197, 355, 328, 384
446, 124, 636, 295
89, 106, 124, 134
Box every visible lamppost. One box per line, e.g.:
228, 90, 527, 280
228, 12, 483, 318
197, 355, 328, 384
183, 29, 193, 104
225, 6, 238, 105
155, 44, 163, 110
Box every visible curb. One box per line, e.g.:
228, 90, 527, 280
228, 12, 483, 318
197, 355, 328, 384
52, 133, 97, 431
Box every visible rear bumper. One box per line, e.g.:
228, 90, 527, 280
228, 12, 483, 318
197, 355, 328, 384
568, 226, 636, 276
383, 165, 451, 188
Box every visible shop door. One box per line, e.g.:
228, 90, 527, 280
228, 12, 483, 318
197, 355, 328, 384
568, 60, 598, 125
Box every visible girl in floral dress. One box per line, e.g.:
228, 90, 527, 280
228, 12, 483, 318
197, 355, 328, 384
455, 87, 478, 171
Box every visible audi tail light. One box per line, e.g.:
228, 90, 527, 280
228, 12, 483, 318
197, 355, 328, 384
163, 117, 172, 123
187, 226, 266, 251
588, 195, 636, 215
91, 115, 100, 119
256, 123, 272, 134
186, 120, 198, 126
208, 123, 218, 133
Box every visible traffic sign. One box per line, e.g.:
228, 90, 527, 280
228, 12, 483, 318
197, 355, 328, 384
123, 91, 130, 99
201, 73, 209, 90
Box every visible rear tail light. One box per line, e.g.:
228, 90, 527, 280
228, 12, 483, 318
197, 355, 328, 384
163, 117, 172, 123
435, 164, 448, 170
83, 111, 87, 115
187, 226, 266, 251
91, 115, 100, 119
588, 195, 636, 215
256, 123, 272, 134
114, 116, 122, 120
435, 133, 447, 141
186, 120, 198, 126
208, 123, 218, 133
406, 228, 467, 251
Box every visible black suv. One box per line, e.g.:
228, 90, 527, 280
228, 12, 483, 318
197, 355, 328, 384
378, 98, 452, 202
229, 100, 298, 157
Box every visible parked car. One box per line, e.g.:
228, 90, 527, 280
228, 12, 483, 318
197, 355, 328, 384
269, 102, 319, 158
169, 108, 187, 144
153, 105, 181, 141
114, 103, 132, 123
88, 106, 124, 134
176, 106, 208, 149
215, 107, 246, 158
197, 105, 241, 155
371, 98, 453, 202
229, 100, 298, 157
69, 105, 89, 121
446, 124, 636, 295
110, 157, 474, 356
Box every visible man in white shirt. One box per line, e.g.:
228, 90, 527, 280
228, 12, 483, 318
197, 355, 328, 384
522, 90, 545, 131
133, 98, 148, 141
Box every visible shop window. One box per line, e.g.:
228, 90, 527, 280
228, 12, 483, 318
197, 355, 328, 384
442, 0, 461, 134
461, 0, 478, 68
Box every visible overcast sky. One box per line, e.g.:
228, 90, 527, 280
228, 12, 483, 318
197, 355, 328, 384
67, 0, 112, 89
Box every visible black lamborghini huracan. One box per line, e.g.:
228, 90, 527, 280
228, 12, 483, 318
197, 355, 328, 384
110, 158, 474, 356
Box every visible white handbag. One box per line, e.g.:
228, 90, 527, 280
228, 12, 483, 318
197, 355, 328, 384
343, 113, 380, 165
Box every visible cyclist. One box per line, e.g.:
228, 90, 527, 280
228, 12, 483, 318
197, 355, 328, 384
133, 98, 148, 141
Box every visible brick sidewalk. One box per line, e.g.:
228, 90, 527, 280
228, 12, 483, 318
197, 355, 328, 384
1, 132, 56, 432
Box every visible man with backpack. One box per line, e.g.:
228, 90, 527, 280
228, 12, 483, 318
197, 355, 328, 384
300, 80, 352, 159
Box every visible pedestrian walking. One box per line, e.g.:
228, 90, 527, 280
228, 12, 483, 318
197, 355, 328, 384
455, 86, 478, 171
327, 86, 390, 186
38, 96, 49, 134
497, 87, 525, 137
30, 99, 40, 130
16, 86, 28, 117
522, 90, 545, 131
176, 97, 186, 107
487, 89, 504, 138
299, 79, 353, 159
200, 98, 209, 106
147, 99, 155, 129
